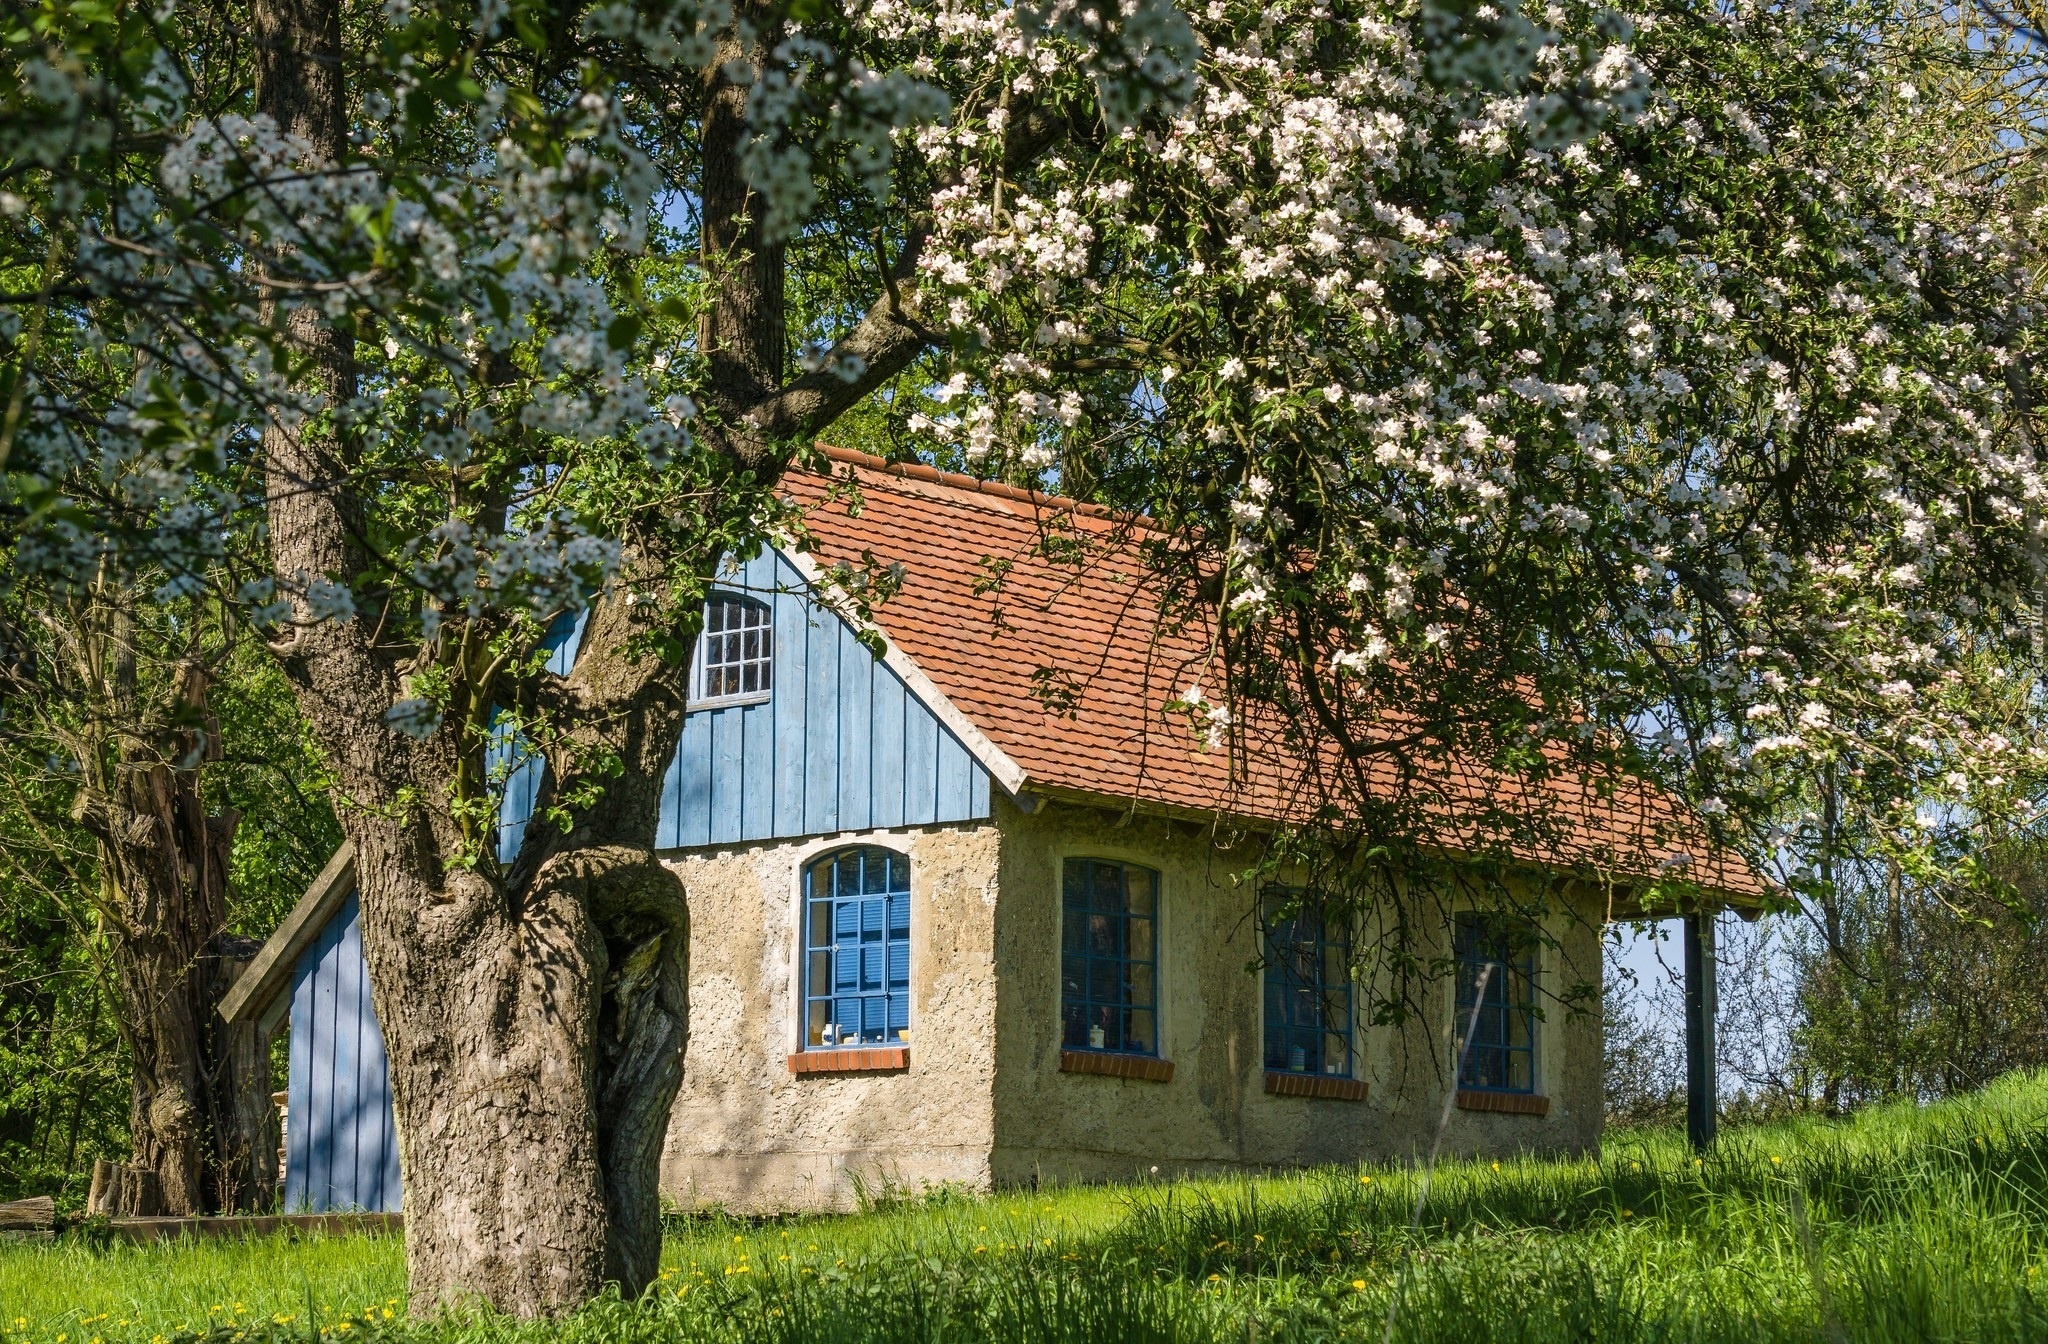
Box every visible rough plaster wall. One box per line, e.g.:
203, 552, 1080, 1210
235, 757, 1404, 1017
658, 823, 1002, 1213
988, 798, 1608, 1188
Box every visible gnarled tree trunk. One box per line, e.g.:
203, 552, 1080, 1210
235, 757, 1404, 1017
73, 654, 276, 1216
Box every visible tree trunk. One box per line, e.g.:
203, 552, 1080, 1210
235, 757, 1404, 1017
75, 658, 276, 1215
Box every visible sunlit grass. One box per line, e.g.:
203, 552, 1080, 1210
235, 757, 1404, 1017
9, 1070, 2048, 1341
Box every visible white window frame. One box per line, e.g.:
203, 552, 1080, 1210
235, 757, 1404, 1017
690, 592, 774, 709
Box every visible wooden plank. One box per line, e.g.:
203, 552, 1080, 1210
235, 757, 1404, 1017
0, 1197, 54, 1230
303, 899, 341, 1210
671, 708, 713, 848
803, 603, 841, 834
740, 695, 774, 841
332, 901, 367, 1210
285, 938, 314, 1211
708, 708, 745, 844
969, 761, 991, 818
836, 616, 874, 831
219, 844, 355, 1026
356, 955, 399, 1212
770, 576, 810, 838
902, 694, 938, 827
106, 1212, 402, 1244
868, 661, 906, 829
935, 730, 971, 823
655, 744, 686, 850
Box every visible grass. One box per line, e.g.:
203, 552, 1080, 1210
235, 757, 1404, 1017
10, 1071, 2048, 1342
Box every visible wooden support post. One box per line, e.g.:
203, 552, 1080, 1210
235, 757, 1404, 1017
1684, 909, 1718, 1152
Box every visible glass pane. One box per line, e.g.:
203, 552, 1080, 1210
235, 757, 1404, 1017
1126, 959, 1154, 1011
807, 1000, 830, 1046
809, 902, 831, 948
1127, 1009, 1155, 1053
1062, 1002, 1087, 1048
1092, 862, 1124, 913
1088, 958, 1121, 1005
808, 951, 830, 997
1062, 860, 1088, 910
1126, 868, 1156, 917
1128, 917, 1154, 966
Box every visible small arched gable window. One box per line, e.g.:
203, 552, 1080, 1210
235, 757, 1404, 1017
692, 592, 773, 707
803, 847, 911, 1049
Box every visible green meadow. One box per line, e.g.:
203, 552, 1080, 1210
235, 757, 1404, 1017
11, 1071, 2048, 1343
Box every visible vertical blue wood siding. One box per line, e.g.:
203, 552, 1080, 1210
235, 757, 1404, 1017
659, 548, 993, 848
286, 888, 401, 1212
494, 611, 589, 863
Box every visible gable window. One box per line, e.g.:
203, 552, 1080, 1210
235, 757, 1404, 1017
1454, 913, 1538, 1093
1263, 893, 1352, 1077
1061, 859, 1158, 1055
803, 847, 910, 1048
693, 593, 773, 706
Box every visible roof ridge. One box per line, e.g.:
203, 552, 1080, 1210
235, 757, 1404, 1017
815, 444, 1124, 521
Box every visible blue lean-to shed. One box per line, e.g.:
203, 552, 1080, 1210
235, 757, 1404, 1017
216, 542, 995, 1212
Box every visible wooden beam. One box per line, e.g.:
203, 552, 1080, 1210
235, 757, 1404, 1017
217, 843, 356, 1026
1684, 909, 1718, 1152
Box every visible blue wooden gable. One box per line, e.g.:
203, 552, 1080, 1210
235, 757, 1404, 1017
660, 547, 993, 848
285, 886, 401, 1212
497, 547, 994, 858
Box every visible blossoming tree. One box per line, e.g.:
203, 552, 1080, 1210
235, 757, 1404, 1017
2, 0, 2040, 1314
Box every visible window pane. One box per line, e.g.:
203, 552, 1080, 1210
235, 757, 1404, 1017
803, 847, 911, 1051
1059, 860, 1162, 1056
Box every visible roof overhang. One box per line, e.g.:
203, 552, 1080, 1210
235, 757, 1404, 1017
218, 842, 356, 1030
777, 545, 1033, 801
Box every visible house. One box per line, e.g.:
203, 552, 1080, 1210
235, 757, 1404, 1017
219, 446, 1765, 1214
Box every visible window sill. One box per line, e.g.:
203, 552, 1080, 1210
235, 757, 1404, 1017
1455, 1089, 1550, 1117
1264, 1072, 1367, 1102
789, 1047, 908, 1075
1060, 1050, 1173, 1083
688, 692, 772, 712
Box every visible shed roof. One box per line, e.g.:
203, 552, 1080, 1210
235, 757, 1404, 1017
785, 446, 1768, 905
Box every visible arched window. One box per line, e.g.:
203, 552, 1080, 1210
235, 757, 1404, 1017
803, 847, 911, 1049
693, 593, 773, 706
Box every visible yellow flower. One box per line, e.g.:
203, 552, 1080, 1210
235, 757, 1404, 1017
1207, 1274, 1221, 1283
1771, 1156, 1781, 1164
973, 1246, 987, 1254
1620, 1210, 1633, 1218
1352, 1280, 1367, 1292
1359, 1176, 1372, 1185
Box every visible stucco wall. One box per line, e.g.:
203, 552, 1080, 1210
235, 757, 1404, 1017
988, 798, 1607, 1187
656, 795, 1610, 1212
658, 822, 1003, 1213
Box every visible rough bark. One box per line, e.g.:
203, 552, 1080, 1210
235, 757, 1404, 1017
245, 0, 1026, 1313
71, 654, 276, 1216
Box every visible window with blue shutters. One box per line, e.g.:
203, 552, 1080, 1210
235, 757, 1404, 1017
803, 847, 911, 1048
1262, 892, 1353, 1077
1454, 913, 1538, 1093
1060, 858, 1159, 1055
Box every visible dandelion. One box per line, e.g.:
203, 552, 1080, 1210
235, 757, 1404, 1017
1352, 1279, 1368, 1291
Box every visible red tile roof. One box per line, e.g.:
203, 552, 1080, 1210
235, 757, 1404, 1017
785, 447, 1768, 904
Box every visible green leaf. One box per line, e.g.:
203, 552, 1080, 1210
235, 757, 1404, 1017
481, 277, 512, 323
606, 314, 642, 351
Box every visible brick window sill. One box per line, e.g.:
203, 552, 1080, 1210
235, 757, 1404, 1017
1455, 1089, 1550, 1117
788, 1046, 909, 1075
1060, 1050, 1174, 1083
1264, 1072, 1368, 1102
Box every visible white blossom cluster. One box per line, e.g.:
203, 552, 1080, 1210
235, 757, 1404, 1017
894, 0, 2045, 862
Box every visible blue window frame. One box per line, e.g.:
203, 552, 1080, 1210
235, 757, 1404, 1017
1454, 913, 1538, 1093
803, 847, 910, 1048
1060, 858, 1158, 1055
1263, 893, 1352, 1077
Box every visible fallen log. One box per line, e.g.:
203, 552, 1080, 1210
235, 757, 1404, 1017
0, 1196, 54, 1231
